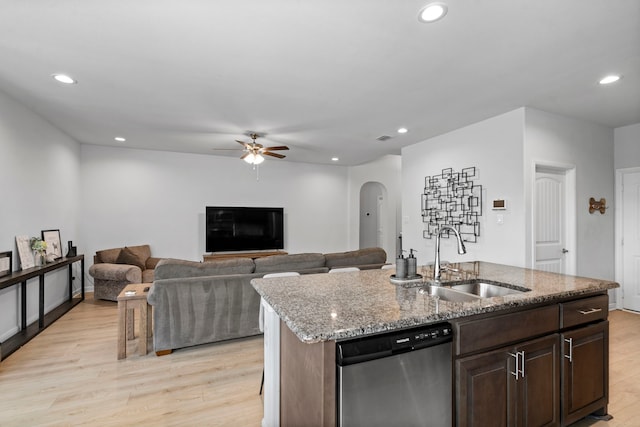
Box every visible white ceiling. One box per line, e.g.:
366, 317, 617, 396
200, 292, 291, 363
1, 0, 638, 166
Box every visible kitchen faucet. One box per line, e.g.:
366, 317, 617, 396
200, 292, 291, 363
433, 225, 467, 282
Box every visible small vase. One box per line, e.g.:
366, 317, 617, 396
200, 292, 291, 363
34, 251, 46, 267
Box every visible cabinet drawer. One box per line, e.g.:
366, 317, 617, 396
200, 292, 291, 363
560, 294, 608, 329
453, 304, 559, 356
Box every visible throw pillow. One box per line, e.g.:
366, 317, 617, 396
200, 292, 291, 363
116, 247, 146, 270
96, 247, 122, 264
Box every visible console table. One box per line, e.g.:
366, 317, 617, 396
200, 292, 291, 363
0, 255, 84, 360
203, 251, 287, 262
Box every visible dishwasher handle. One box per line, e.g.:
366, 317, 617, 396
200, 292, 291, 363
337, 340, 393, 366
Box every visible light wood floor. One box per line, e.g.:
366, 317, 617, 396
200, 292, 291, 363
0, 296, 638, 426
0, 295, 264, 426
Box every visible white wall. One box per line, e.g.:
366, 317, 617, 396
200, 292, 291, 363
524, 108, 615, 280
401, 109, 526, 267
613, 123, 640, 308
79, 145, 351, 289
348, 155, 401, 261
0, 90, 81, 342
614, 123, 640, 169
401, 107, 617, 282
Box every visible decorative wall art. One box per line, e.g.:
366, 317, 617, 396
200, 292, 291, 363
0, 251, 11, 278
42, 229, 62, 260
421, 167, 482, 243
16, 235, 35, 269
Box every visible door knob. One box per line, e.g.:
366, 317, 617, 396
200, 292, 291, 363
562, 248, 569, 253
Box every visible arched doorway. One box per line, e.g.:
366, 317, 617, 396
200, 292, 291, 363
359, 182, 388, 250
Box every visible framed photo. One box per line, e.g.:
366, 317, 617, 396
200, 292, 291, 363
0, 251, 11, 278
16, 235, 35, 269
42, 229, 62, 260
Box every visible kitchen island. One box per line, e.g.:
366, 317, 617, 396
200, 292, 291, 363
251, 261, 619, 427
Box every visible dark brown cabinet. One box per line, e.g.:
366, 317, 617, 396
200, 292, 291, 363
453, 293, 609, 426
561, 321, 609, 425
456, 346, 510, 427
456, 334, 560, 427
516, 335, 561, 426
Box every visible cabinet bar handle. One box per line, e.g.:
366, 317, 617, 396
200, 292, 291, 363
564, 338, 573, 363
577, 308, 602, 315
509, 352, 520, 380
519, 351, 525, 378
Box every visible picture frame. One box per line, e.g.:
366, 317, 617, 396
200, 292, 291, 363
0, 251, 11, 278
16, 235, 35, 269
42, 229, 62, 260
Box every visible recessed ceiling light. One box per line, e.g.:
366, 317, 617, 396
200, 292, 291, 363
418, 2, 448, 23
397, 128, 408, 134
599, 74, 621, 85
331, 157, 339, 162
114, 137, 126, 142
52, 74, 76, 84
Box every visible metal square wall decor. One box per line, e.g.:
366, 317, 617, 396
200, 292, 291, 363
421, 167, 482, 243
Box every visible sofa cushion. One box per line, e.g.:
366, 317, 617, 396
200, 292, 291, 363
116, 247, 146, 270
146, 256, 163, 270
96, 247, 122, 264
154, 258, 255, 280
126, 245, 151, 263
324, 247, 387, 268
254, 253, 326, 274
142, 269, 155, 283
96, 244, 151, 264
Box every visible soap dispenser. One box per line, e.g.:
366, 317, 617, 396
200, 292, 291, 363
407, 249, 418, 278
395, 251, 408, 279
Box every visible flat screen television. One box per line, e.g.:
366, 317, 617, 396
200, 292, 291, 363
205, 206, 284, 252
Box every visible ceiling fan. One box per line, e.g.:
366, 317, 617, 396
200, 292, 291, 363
233, 133, 289, 165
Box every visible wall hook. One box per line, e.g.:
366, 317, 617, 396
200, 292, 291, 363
589, 197, 607, 214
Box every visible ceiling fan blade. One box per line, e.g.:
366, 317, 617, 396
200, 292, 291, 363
264, 146, 289, 151
236, 140, 248, 147
212, 148, 244, 151
263, 152, 286, 159
240, 152, 250, 160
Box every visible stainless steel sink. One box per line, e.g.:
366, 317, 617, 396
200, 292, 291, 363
419, 285, 482, 303
448, 280, 529, 298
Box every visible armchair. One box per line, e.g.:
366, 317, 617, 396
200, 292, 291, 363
88, 244, 162, 301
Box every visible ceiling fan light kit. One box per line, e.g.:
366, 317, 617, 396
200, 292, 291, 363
224, 133, 289, 166
244, 153, 265, 165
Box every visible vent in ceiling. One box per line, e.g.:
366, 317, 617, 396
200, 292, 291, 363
376, 135, 393, 141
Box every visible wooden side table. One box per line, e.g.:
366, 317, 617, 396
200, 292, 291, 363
117, 283, 152, 359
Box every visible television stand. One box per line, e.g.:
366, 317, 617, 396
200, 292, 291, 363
203, 251, 288, 262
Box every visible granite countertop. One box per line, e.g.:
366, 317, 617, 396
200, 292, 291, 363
250, 261, 619, 344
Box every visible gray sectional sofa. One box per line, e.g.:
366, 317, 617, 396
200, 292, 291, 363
147, 247, 387, 355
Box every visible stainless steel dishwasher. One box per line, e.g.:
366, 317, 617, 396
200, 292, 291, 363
336, 322, 452, 427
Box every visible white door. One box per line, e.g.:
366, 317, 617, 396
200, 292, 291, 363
622, 171, 640, 311
535, 169, 567, 273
